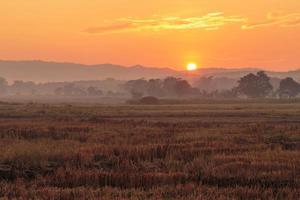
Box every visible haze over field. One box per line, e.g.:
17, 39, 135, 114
0, 60, 299, 83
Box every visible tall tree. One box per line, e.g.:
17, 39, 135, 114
124, 79, 148, 93
147, 79, 164, 97
163, 77, 195, 97
0, 77, 8, 95
174, 79, 193, 96
278, 77, 300, 98
236, 71, 273, 98
163, 77, 179, 96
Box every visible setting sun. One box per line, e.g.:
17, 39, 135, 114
186, 63, 198, 71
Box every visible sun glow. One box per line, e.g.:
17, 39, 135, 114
186, 63, 198, 71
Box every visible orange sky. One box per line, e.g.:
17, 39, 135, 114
0, 0, 299, 71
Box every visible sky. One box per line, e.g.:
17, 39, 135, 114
0, 0, 299, 71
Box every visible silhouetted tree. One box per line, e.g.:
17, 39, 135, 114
174, 79, 193, 96
124, 77, 198, 98
147, 79, 164, 97
0, 77, 8, 95
195, 76, 237, 92
257, 71, 273, 96
278, 77, 300, 98
54, 84, 87, 96
124, 79, 148, 93
236, 71, 273, 98
195, 76, 214, 91
163, 77, 179, 96
87, 87, 103, 96
11, 80, 36, 95
163, 77, 196, 97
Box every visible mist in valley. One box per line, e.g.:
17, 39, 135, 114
0, 61, 299, 104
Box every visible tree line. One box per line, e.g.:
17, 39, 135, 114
124, 71, 300, 99
0, 78, 123, 97
235, 71, 300, 98
0, 71, 299, 99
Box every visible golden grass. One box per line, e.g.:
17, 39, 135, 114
0, 101, 299, 199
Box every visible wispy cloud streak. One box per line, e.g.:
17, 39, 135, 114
83, 12, 300, 34
242, 12, 300, 29
83, 12, 246, 34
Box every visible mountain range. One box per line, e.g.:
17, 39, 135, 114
0, 60, 299, 83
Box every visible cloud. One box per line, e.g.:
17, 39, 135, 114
83, 12, 246, 34
242, 12, 300, 30
83, 12, 300, 34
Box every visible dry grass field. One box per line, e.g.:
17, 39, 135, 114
0, 101, 299, 199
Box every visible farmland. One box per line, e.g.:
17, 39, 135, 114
0, 100, 299, 199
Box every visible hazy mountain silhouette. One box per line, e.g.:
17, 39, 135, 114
0, 60, 180, 82
0, 60, 299, 82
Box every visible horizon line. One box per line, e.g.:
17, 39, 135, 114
0, 59, 299, 73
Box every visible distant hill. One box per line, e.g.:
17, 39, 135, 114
0, 60, 180, 82
185, 68, 300, 81
0, 60, 299, 82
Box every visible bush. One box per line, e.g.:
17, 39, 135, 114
139, 96, 159, 105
